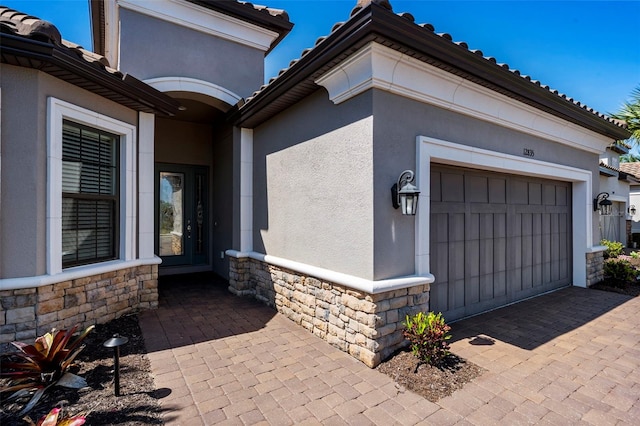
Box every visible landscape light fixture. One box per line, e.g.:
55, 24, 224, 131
103, 333, 129, 397
593, 192, 613, 215
392, 170, 420, 215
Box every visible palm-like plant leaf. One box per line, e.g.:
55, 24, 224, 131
611, 86, 640, 145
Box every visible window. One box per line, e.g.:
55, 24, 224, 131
61, 121, 119, 267
47, 98, 138, 275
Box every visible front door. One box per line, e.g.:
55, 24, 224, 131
156, 164, 208, 267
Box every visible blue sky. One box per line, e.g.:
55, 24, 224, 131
4, 0, 639, 116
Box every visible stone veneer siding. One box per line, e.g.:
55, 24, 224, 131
0, 265, 158, 346
586, 251, 605, 287
229, 257, 430, 367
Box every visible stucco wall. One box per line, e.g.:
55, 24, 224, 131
252, 90, 375, 280
211, 126, 234, 279
0, 65, 137, 279
119, 8, 264, 99
155, 118, 214, 166
371, 89, 603, 280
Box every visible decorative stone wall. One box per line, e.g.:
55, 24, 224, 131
586, 251, 605, 287
229, 257, 430, 367
0, 265, 158, 346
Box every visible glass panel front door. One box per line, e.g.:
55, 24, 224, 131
159, 172, 184, 256
156, 164, 208, 267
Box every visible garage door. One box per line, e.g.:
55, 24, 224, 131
429, 165, 572, 321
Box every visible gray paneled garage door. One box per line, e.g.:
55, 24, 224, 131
429, 165, 572, 322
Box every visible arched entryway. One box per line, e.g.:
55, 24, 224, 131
146, 77, 239, 278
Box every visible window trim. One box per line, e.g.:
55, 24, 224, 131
47, 98, 137, 275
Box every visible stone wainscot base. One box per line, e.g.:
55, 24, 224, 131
229, 257, 430, 367
0, 265, 158, 346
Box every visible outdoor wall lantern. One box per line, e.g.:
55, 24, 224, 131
629, 205, 637, 216
392, 170, 420, 215
593, 192, 613, 215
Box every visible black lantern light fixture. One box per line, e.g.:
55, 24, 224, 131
593, 192, 613, 215
103, 333, 129, 397
629, 205, 637, 216
392, 170, 420, 215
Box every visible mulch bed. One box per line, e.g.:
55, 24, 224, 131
590, 279, 640, 297
1, 314, 164, 426
376, 350, 485, 402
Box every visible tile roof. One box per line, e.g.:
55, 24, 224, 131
620, 162, 640, 178
233, 1, 630, 139
0, 5, 180, 116
236, 1, 290, 21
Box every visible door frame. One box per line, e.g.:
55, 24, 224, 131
155, 163, 209, 271
417, 136, 593, 289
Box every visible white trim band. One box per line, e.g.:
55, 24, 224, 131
143, 77, 242, 111
226, 250, 434, 294
0, 257, 161, 291
117, 0, 279, 52
316, 42, 612, 154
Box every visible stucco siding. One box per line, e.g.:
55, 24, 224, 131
155, 118, 214, 166
212, 125, 234, 279
371, 89, 602, 280
252, 90, 375, 280
1, 66, 43, 278
0, 65, 137, 279
119, 9, 264, 99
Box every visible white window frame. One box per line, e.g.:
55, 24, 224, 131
47, 98, 137, 275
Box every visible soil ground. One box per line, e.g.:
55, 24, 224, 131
1, 314, 164, 426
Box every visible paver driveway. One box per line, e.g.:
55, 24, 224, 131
139, 274, 640, 425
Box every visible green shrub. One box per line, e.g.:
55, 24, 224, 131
631, 251, 640, 259
601, 239, 624, 259
403, 311, 451, 366
603, 259, 637, 288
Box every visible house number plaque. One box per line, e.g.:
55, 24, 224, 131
523, 148, 535, 157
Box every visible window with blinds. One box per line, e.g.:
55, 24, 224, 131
62, 121, 119, 267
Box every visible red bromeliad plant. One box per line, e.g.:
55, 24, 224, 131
28, 407, 86, 426
0, 324, 94, 416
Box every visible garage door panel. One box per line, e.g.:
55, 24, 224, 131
466, 276, 480, 304
429, 165, 572, 321
556, 186, 568, 206
511, 180, 529, 204
494, 271, 507, 297
442, 173, 464, 202
430, 171, 442, 202
480, 275, 494, 301
529, 183, 542, 205
495, 237, 507, 271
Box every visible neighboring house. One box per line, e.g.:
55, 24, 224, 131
598, 142, 636, 245
620, 162, 640, 245
0, 0, 632, 366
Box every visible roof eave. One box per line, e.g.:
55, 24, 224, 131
232, 3, 631, 140
1, 33, 180, 116
186, 0, 294, 53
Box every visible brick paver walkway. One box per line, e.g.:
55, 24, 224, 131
139, 274, 640, 425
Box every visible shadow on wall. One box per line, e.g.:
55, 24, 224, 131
449, 287, 634, 351
138, 272, 276, 353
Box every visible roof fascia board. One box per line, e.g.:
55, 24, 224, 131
228, 8, 377, 125
117, 0, 280, 53
372, 10, 629, 140
49, 46, 181, 115
315, 42, 611, 155
1, 33, 179, 115
232, 3, 629, 140
188, 0, 293, 52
